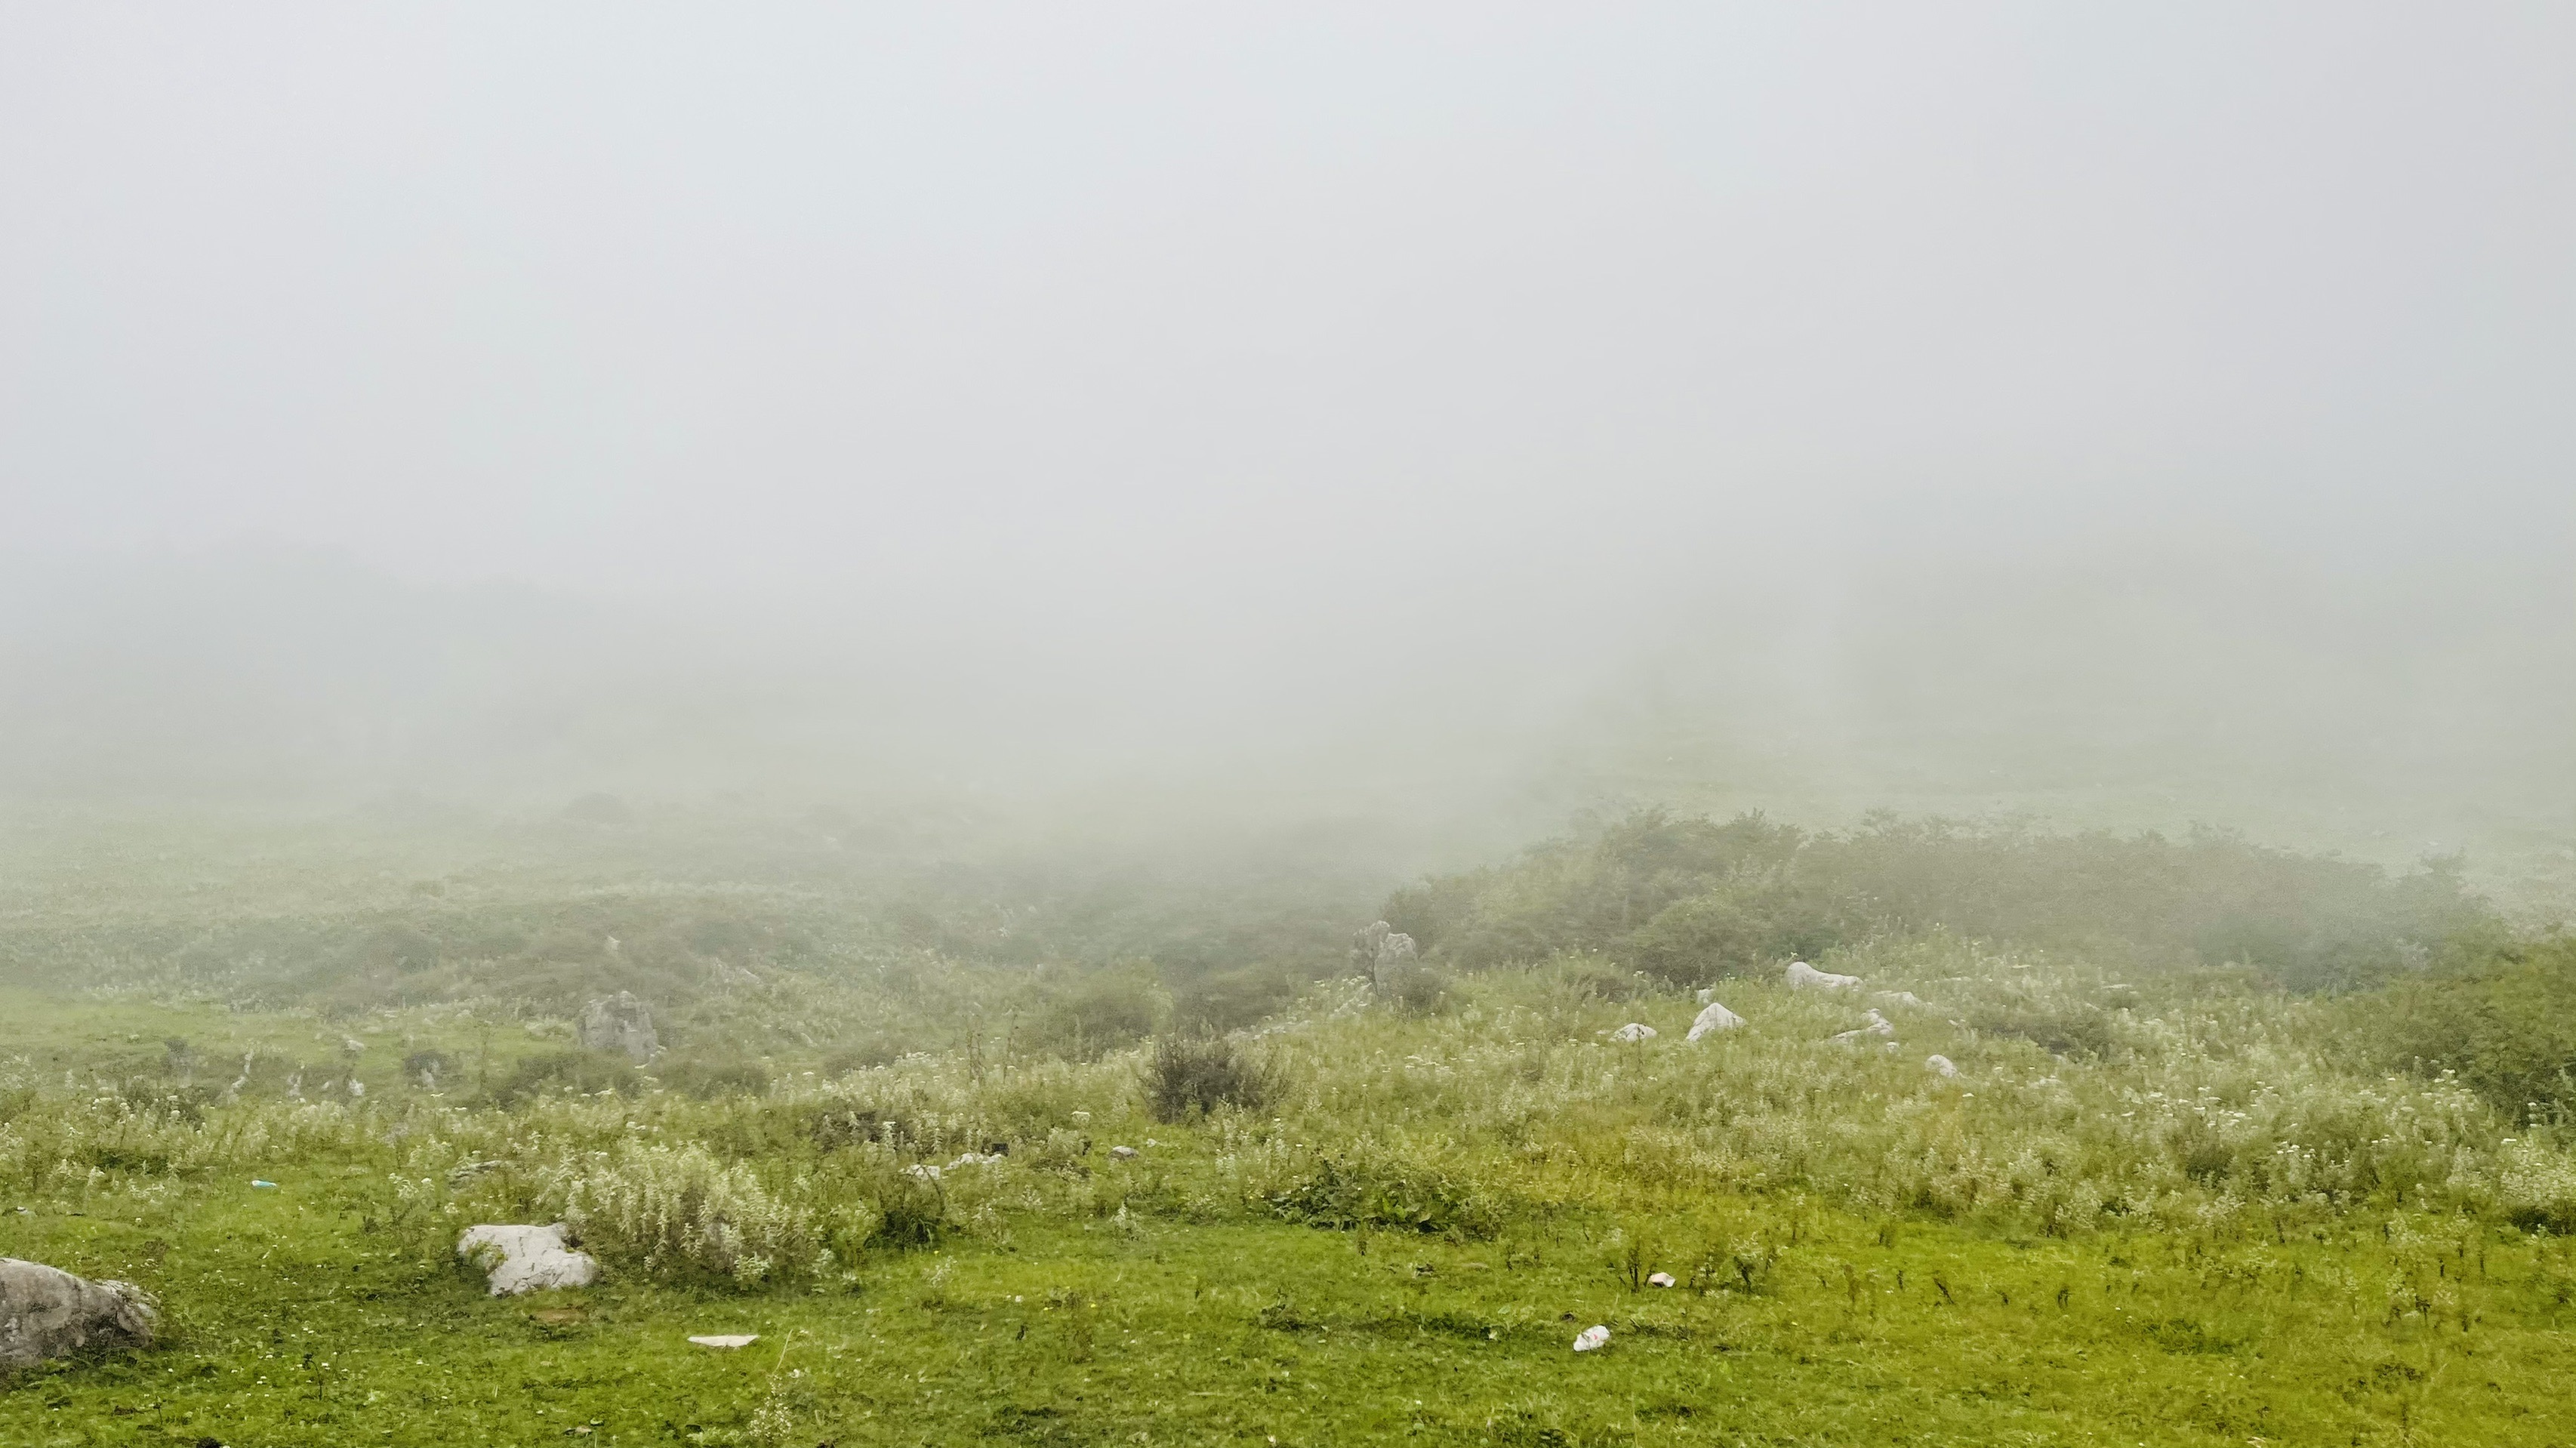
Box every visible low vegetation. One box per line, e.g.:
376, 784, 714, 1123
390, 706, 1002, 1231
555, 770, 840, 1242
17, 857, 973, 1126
2, 806, 2572, 1444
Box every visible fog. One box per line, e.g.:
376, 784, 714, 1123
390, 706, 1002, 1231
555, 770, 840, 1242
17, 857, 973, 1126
4, 6, 2571, 856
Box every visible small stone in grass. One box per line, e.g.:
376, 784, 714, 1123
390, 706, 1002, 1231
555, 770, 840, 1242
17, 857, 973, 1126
1109, 1145, 1139, 1160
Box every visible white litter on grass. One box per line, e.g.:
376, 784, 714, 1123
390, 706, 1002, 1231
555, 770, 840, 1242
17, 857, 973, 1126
1647, 1272, 1676, 1288
1607, 1022, 1657, 1043
689, 1335, 758, 1349
903, 1163, 941, 1182
1684, 1000, 1744, 1041
1925, 1054, 1961, 1079
1786, 961, 1862, 992
1573, 1324, 1610, 1351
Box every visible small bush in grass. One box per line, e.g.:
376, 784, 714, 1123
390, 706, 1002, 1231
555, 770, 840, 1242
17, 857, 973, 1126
871, 1172, 948, 1249
1376, 958, 1453, 1015
493, 1048, 639, 1105
539, 1139, 834, 1284
658, 1057, 772, 1098
1266, 1149, 1501, 1237
1142, 1035, 1285, 1123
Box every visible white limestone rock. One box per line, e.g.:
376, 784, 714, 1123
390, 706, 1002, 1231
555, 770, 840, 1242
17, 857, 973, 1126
1607, 1022, 1658, 1043
576, 990, 659, 1061
1785, 961, 1862, 992
458, 1224, 599, 1296
1831, 1009, 1897, 1043
1684, 1000, 1746, 1041
1351, 921, 1422, 990
1925, 1054, 1961, 1079
0, 1259, 156, 1368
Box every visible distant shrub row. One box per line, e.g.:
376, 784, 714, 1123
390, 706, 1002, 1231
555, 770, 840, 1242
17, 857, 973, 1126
1383, 808, 2496, 992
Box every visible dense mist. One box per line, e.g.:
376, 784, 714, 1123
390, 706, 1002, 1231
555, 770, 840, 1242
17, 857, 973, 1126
5, 5, 2571, 857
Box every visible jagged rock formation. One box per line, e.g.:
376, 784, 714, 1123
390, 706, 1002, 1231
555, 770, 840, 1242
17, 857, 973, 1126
576, 991, 658, 1061
1351, 921, 1420, 991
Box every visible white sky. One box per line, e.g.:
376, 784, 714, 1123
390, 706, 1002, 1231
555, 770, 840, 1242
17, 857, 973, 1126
3, 2, 2572, 815
8, 5, 2569, 608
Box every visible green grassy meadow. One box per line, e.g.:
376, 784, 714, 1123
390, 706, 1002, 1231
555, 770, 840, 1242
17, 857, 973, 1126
6, 805, 2576, 1446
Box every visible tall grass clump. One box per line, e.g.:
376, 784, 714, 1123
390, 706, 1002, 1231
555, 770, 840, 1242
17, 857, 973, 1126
1142, 1034, 1286, 1123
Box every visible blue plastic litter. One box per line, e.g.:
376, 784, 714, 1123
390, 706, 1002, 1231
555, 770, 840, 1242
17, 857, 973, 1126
251, 1179, 278, 1189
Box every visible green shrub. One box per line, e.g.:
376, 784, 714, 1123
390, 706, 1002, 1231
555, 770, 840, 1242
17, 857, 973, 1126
1387, 808, 2494, 990
1265, 1151, 1499, 1237
1025, 966, 1167, 1059
658, 1057, 772, 1098
1142, 1035, 1286, 1123
492, 1048, 641, 1106
2368, 936, 2576, 1120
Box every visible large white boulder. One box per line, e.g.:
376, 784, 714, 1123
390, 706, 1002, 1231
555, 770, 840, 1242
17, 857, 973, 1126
576, 991, 658, 1061
458, 1225, 599, 1296
0, 1259, 156, 1368
1607, 1022, 1657, 1043
1785, 961, 1861, 992
1684, 1000, 1746, 1041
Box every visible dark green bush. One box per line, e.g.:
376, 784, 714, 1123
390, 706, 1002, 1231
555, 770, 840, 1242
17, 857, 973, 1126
402, 1049, 455, 1089
491, 1048, 640, 1106
1142, 1035, 1286, 1123
870, 1173, 948, 1249
1265, 1152, 1499, 1238
1168, 962, 1305, 1034
1025, 966, 1166, 1059
2365, 935, 2576, 1121
658, 1057, 772, 1098
1385, 808, 2495, 991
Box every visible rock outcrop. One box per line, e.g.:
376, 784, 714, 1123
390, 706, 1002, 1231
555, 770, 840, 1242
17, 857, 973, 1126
576, 991, 658, 1061
0, 1259, 156, 1369
457, 1225, 599, 1296
1351, 921, 1420, 990
1785, 961, 1862, 992
1684, 1000, 1746, 1041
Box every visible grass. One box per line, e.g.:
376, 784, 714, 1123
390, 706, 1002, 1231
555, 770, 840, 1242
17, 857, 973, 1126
8, 806, 2576, 1445
10, 1180, 2575, 1446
